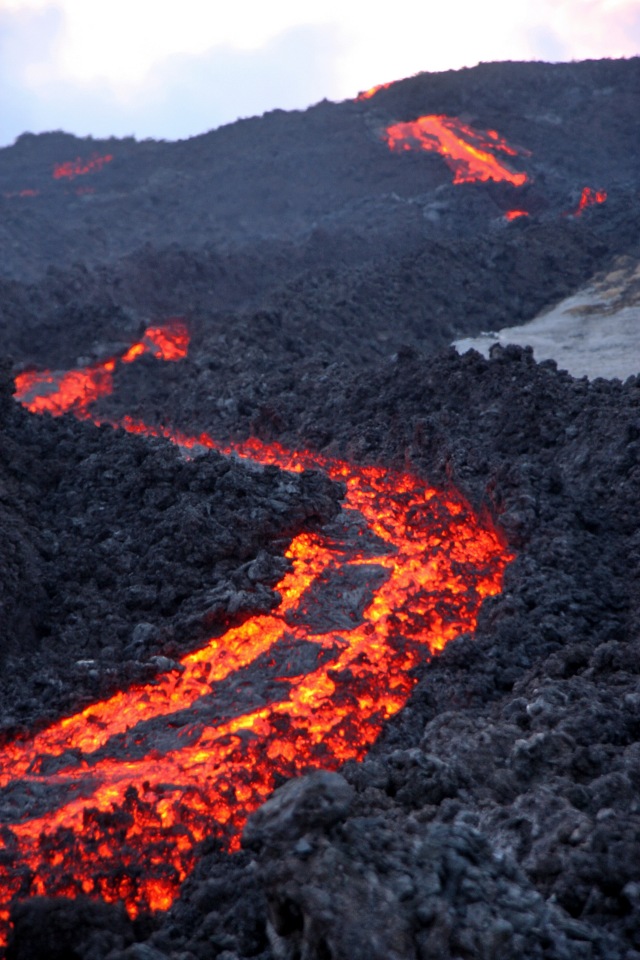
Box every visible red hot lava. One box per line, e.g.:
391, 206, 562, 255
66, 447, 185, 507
384, 115, 529, 186
53, 153, 113, 180
357, 81, 393, 100
1, 329, 513, 943
505, 209, 529, 221
13, 321, 189, 417
573, 186, 607, 216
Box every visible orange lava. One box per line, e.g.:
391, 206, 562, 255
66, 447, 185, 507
384, 115, 529, 186
504, 209, 529, 221
13, 361, 117, 417
357, 81, 392, 100
121, 322, 190, 363
574, 186, 607, 215
53, 154, 113, 180
14, 320, 189, 417
2, 333, 513, 942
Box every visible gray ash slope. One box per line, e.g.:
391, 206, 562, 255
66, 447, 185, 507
2, 57, 640, 960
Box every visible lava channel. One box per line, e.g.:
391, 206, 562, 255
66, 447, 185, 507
2, 330, 513, 944
384, 115, 529, 186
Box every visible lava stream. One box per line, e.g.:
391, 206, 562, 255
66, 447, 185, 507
13, 320, 189, 417
384, 115, 529, 186
1, 329, 513, 941
505, 209, 529, 221
53, 153, 113, 180
573, 186, 607, 216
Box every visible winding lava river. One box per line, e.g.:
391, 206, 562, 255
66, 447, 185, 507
1, 324, 513, 943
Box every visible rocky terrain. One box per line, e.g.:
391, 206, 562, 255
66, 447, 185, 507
1, 55, 639, 960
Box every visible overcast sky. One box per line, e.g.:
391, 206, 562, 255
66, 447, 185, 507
1, 0, 638, 147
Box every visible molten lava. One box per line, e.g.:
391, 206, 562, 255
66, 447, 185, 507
357, 81, 393, 100
384, 115, 529, 186
573, 186, 607, 216
2, 329, 513, 943
53, 153, 113, 180
14, 320, 189, 417
504, 209, 529, 221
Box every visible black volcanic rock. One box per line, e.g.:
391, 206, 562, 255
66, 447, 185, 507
241, 772, 616, 960
6, 896, 135, 960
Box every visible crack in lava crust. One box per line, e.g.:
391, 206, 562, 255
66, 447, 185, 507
1, 336, 513, 945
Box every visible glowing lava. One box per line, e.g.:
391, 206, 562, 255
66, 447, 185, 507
357, 81, 393, 100
384, 115, 529, 186
13, 321, 189, 417
53, 154, 113, 180
573, 186, 607, 216
2, 332, 513, 943
505, 209, 529, 221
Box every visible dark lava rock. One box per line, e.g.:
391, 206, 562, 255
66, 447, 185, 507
6, 897, 135, 960
0, 362, 342, 729
241, 772, 617, 960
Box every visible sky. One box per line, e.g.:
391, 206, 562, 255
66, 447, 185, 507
0, 0, 638, 147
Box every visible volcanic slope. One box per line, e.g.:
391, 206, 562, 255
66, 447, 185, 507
2, 56, 640, 960
1, 57, 639, 374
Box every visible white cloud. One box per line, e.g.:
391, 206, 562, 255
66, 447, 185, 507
0, 0, 637, 145
0, 6, 66, 141
519, 0, 640, 61
0, 17, 346, 145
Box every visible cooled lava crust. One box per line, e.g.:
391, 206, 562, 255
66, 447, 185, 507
1, 56, 640, 960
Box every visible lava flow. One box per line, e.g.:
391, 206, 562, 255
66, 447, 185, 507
505, 209, 529, 221
384, 115, 529, 186
357, 81, 393, 100
53, 153, 113, 180
1, 330, 513, 943
573, 186, 607, 216
13, 321, 189, 417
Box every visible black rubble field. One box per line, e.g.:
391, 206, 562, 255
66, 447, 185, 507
1, 56, 640, 960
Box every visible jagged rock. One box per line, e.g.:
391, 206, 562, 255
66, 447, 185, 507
243, 773, 617, 960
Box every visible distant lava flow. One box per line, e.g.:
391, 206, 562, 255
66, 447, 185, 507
505, 209, 529, 221
357, 81, 392, 100
2, 189, 39, 199
53, 153, 113, 180
13, 321, 189, 417
3, 335, 512, 941
573, 186, 607, 215
385, 116, 529, 186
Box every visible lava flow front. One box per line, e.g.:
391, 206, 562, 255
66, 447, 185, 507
1, 328, 512, 942
384, 115, 529, 186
